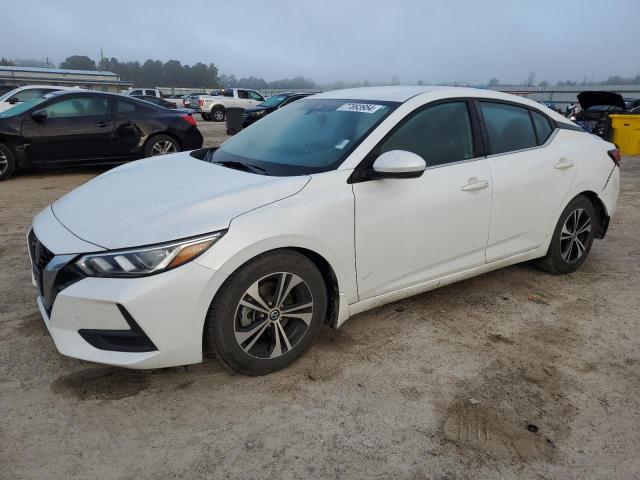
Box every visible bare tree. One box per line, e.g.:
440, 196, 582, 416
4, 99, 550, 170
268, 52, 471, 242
526, 71, 537, 87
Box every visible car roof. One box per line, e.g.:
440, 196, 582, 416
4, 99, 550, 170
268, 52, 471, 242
311, 85, 573, 124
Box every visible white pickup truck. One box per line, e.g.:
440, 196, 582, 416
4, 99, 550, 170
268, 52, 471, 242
196, 88, 265, 121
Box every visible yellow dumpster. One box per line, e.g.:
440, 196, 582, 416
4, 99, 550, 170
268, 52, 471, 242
609, 114, 640, 156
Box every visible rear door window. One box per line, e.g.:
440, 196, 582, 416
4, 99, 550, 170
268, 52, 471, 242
480, 102, 537, 154
237, 90, 249, 99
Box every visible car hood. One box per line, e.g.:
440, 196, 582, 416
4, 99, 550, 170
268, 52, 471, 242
577, 91, 626, 110
51, 153, 310, 250
244, 106, 271, 114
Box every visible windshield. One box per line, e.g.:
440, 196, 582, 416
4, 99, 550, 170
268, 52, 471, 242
209, 98, 397, 175
260, 94, 288, 108
0, 98, 45, 118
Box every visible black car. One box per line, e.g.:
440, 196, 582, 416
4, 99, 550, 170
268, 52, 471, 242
0, 90, 203, 181
130, 94, 196, 114
574, 91, 627, 138
242, 92, 315, 127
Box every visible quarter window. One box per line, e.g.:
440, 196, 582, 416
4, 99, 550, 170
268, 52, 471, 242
531, 110, 554, 145
379, 102, 475, 167
45, 96, 109, 118
480, 102, 537, 154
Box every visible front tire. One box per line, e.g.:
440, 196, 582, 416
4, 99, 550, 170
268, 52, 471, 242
144, 134, 180, 157
212, 108, 225, 122
205, 251, 327, 375
538, 195, 596, 274
0, 143, 16, 181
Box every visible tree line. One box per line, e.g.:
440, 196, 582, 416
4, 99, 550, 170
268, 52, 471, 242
0, 55, 317, 90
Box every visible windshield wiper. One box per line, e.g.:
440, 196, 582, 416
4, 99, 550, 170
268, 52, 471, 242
212, 160, 267, 175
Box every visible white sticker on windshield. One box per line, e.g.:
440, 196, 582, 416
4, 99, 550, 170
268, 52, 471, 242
335, 139, 349, 149
337, 103, 384, 114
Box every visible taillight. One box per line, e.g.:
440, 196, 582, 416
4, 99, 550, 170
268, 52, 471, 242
607, 148, 621, 167
181, 114, 197, 127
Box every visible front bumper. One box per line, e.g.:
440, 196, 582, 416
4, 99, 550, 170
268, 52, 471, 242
29, 221, 227, 369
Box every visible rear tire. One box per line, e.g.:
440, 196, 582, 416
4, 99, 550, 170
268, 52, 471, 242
0, 143, 16, 181
537, 195, 596, 274
144, 134, 180, 157
204, 251, 327, 376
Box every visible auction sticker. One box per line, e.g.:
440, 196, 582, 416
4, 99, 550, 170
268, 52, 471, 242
337, 103, 384, 113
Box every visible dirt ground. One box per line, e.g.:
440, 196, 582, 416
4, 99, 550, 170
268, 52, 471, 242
1, 120, 639, 479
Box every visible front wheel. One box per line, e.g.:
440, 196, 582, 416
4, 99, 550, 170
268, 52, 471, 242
205, 251, 327, 375
212, 108, 225, 122
0, 143, 16, 181
538, 195, 596, 274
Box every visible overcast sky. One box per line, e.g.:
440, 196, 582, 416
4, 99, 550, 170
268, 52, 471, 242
1, 0, 638, 85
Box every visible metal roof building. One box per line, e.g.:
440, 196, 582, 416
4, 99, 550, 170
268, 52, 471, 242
0, 66, 132, 93
492, 84, 640, 110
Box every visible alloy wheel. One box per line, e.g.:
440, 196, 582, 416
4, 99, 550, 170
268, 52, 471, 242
233, 272, 314, 359
213, 110, 225, 121
150, 140, 177, 156
560, 208, 591, 263
0, 151, 7, 175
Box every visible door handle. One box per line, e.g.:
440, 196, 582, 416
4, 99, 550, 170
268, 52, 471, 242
461, 179, 489, 192
555, 158, 575, 170
95, 121, 109, 128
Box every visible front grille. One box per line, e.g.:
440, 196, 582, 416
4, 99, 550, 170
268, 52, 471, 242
28, 229, 84, 314
28, 230, 55, 271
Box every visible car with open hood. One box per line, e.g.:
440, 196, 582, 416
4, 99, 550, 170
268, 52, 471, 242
574, 91, 627, 138
28, 86, 620, 375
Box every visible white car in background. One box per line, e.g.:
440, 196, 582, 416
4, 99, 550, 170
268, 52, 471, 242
29, 86, 620, 375
0, 85, 76, 113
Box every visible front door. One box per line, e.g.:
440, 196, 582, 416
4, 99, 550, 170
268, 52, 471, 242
21, 95, 114, 164
352, 101, 492, 300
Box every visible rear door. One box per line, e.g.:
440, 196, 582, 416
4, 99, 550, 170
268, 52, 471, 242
21, 95, 114, 164
479, 101, 577, 261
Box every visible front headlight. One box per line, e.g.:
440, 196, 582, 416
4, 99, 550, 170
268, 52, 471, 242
75, 231, 225, 278
251, 110, 265, 117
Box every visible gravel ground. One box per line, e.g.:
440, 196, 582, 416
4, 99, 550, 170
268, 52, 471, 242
1, 121, 639, 479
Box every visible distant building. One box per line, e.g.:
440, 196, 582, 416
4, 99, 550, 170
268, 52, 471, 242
0, 66, 132, 93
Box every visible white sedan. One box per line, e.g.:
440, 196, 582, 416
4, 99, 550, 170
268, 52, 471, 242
29, 86, 620, 375
0, 85, 75, 113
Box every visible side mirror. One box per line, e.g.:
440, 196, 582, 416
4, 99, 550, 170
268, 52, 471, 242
371, 150, 426, 179
31, 109, 48, 120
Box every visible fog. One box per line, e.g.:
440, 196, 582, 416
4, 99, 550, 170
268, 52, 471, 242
1, 0, 638, 85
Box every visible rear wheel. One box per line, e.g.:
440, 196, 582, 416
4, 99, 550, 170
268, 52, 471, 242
538, 195, 596, 274
212, 108, 225, 122
144, 134, 180, 157
205, 251, 327, 375
0, 143, 16, 181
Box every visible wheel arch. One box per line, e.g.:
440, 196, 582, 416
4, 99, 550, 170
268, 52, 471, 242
579, 190, 609, 239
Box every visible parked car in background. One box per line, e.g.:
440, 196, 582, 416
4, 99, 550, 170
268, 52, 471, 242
183, 93, 203, 110
126, 88, 164, 98
131, 94, 196, 114
0, 84, 18, 96
574, 91, 627, 138
27, 86, 620, 375
0, 85, 76, 113
197, 88, 265, 121
0, 90, 202, 181
242, 92, 315, 127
